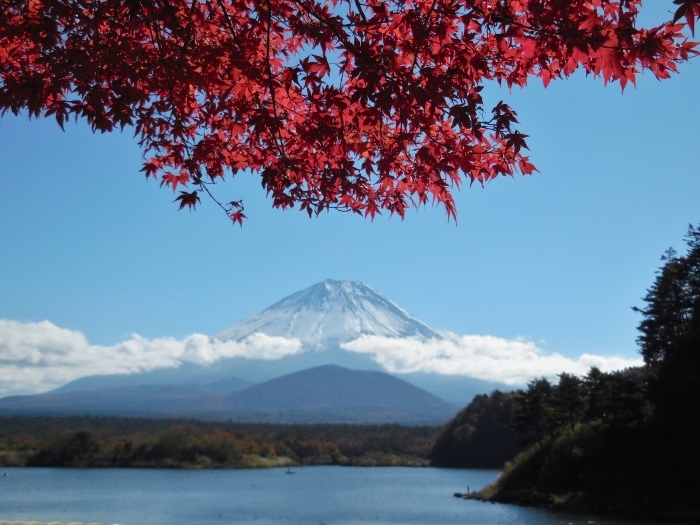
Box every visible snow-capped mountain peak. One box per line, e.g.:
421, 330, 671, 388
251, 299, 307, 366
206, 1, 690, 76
214, 280, 443, 349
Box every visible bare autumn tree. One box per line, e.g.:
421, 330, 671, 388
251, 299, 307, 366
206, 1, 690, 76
1, 0, 698, 223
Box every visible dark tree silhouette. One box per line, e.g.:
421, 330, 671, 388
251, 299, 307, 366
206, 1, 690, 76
636, 225, 700, 430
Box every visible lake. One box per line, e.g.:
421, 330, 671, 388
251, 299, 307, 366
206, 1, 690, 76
0, 466, 653, 525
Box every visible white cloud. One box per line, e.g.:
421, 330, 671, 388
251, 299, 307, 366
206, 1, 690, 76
0, 320, 302, 396
341, 334, 643, 385
0, 319, 644, 397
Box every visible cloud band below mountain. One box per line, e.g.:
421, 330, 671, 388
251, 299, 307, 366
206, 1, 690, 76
341, 334, 643, 385
0, 319, 643, 396
0, 320, 302, 396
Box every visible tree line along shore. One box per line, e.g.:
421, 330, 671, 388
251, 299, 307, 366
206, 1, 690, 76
0, 417, 438, 469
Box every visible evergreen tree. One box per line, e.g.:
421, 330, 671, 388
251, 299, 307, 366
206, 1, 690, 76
552, 373, 585, 431
583, 367, 608, 423
583, 368, 645, 426
513, 378, 555, 449
636, 225, 700, 430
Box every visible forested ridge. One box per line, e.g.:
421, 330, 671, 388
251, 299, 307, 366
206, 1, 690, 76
0, 417, 438, 468
430, 390, 527, 469
437, 225, 700, 521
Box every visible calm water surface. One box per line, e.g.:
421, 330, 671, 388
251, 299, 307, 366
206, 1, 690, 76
0, 467, 652, 525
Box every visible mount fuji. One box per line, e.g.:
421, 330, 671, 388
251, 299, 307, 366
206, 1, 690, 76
208, 280, 506, 401
215, 280, 444, 348
0, 280, 510, 421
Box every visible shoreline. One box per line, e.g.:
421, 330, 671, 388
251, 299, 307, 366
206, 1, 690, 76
456, 487, 700, 524
0, 454, 431, 470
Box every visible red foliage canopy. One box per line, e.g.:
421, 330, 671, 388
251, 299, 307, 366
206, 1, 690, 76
1, 0, 697, 223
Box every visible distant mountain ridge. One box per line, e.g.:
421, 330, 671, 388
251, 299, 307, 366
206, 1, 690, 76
188, 365, 458, 424
215, 280, 444, 348
0, 365, 458, 424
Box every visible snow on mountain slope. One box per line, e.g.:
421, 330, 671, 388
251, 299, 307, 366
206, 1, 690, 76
215, 280, 444, 349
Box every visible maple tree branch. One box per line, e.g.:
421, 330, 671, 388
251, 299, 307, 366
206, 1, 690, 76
213, 0, 245, 50
410, 0, 439, 73
196, 172, 242, 217
353, 0, 368, 23
211, 0, 292, 167
147, 17, 209, 200
264, 0, 289, 161
179, 0, 200, 56
289, 0, 354, 50
505, 17, 677, 54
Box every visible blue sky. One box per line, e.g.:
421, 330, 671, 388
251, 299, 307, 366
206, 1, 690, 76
0, 3, 698, 393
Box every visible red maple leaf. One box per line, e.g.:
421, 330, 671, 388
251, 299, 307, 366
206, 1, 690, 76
174, 191, 200, 210
230, 210, 246, 226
